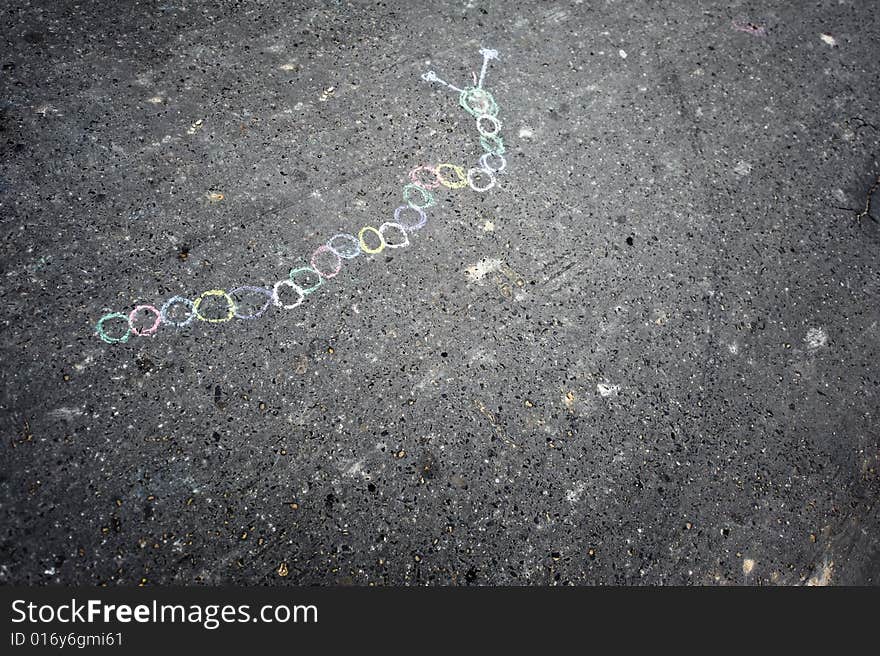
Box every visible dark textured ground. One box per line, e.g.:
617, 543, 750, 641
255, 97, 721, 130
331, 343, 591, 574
1, 0, 878, 586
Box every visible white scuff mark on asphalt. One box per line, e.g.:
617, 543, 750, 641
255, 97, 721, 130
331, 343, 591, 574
565, 481, 587, 504
464, 258, 502, 282
186, 118, 204, 135
597, 382, 620, 397
48, 407, 84, 420
518, 126, 534, 139
74, 353, 97, 371
343, 458, 366, 478
35, 104, 61, 117
733, 160, 752, 176
805, 327, 828, 349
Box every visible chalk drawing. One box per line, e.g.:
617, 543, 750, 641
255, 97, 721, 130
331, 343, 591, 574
805, 327, 828, 349
731, 19, 767, 37
94, 47, 507, 344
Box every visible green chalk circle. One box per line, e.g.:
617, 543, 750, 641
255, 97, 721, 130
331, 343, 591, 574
459, 87, 498, 118
95, 312, 132, 344
289, 266, 323, 294
403, 183, 436, 210
480, 133, 505, 156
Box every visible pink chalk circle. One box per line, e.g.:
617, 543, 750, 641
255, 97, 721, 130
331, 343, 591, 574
310, 244, 342, 279
128, 304, 162, 336
409, 165, 441, 190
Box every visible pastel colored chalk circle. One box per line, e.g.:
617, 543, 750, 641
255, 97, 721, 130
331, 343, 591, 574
409, 165, 441, 190
327, 233, 361, 259
476, 114, 501, 137
459, 87, 498, 118
393, 204, 427, 231
272, 279, 305, 309
402, 183, 436, 209
288, 267, 323, 295
480, 134, 505, 156
128, 304, 162, 336
95, 312, 132, 344
479, 152, 507, 174
466, 167, 496, 193
358, 226, 386, 254
193, 289, 236, 323
310, 244, 342, 278
435, 164, 468, 190
230, 286, 274, 319
379, 222, 410, 249
159, 296, 196, 327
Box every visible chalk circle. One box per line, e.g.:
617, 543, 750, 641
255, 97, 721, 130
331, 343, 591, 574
310, 244, 342, 278
459, 87, 498, 118
288, 267, 323, 295
435, 164, 468, 190
128, 304, 162, 336
327, 233, 361, 259
358, 226, 386, 254
230, 286, 274, 320
476, 114, 501, 137
479, 152, 507, 174
379, 222, 410, 249
466, 166, 496, 193
95, 312, 131, 344
272, 279, 305, 309
193, 289, 236, 323
159, 296, 196, 327
393, 204, 427, 231
409, 165, 441, 190
402, 183, 436, 209
480, 133, 505, 156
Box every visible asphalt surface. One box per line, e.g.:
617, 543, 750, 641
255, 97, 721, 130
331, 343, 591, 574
1, 0, 879, 585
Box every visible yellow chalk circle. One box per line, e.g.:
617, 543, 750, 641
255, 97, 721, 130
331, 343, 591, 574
358, 226, 386, 254
193, 289, 236, 323
436, 163, 468, 189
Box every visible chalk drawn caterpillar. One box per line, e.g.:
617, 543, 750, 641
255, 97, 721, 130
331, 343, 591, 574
94, 48, 506, 344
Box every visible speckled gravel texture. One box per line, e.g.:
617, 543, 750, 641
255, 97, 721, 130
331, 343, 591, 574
1, 0, 879, 586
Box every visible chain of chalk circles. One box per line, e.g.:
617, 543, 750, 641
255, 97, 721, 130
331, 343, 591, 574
95, 84, 507, 344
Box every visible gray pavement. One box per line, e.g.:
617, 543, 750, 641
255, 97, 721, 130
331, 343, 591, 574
1, 0, 879, 585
